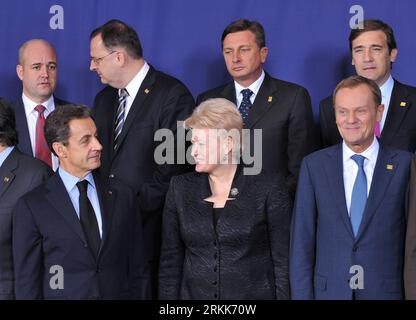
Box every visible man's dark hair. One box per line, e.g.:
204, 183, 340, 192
45, 104, 92, 156
221, 19, 266, 49
0, 99, 18, 147
90, 19, 143, 59
349, 19, 397, 53
333, 75, 382, 107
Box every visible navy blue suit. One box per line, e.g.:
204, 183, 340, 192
290, 143, 412, 299
12, 96, 69, 157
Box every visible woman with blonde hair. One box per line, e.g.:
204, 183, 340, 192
159, 98, 291, 299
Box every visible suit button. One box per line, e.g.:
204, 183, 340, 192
213, 281, 217, 285
213, 242, 217, 247
83, 243, 88, 248
353, 246, 358, 252
109, 174, 115, 178
214, 266, 217, 272
214, 294, 218, 299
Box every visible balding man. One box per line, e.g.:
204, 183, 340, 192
14, 39, 70, 170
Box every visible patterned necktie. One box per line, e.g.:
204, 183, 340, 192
350, 154, 367, 236
375, 121, 380, 138
114, 88, 129, 150
34, 105, 52, 167
239, 89, 253, 124
76, 180, 101, 259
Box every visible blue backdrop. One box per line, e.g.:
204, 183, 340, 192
1, 0, 415, 119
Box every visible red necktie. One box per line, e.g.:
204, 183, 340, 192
34, 105, 52, 167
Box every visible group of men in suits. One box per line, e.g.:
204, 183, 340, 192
2, 15, 416, 300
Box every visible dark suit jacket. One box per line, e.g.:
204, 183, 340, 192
319, 80, 416, 152
0, 148, 51, 299
12, 96, 69, 157
290, 143, 412, 300
196, 73, 317, 196
159, 166, 291, 300
92, 65, 195, 284
12, 172, 148, 300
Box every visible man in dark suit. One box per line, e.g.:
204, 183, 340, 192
0, 99, 51, 299
197, 19, 316, 196
13, 105, 147, 299
319, 19, 416, 152
14, 39, 70, 170
290, 76, 412, 299
89, 19, 194, 297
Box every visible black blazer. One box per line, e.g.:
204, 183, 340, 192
92, 65, 195, 270
12, 172, 148, 300
12, 96, 70, 157
319, 79, 416, 152
196, 73, 317, 196
159, 166, 291, 300
0, 148, 51, 299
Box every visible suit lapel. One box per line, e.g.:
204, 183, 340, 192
246, 73, 277, 128
324, 144, 355, 237
381, 80, 412, 144
14, 99, 33, 156
112, 67, 156, 155
45, 174, 87, 244
355, 145, 397, 240
219, 83, 237, 104
93, 174, 115, 255
0, 148, 18, 199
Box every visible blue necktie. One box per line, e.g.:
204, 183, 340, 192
350, 154, 367, 236
239, 89, 253, 124
114, 88, 129, 150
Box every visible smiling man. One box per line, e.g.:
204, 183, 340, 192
13, 105, 148, 299
290, 75, 413, 300
197, 19, 316, 197
13, 39, 71, 170
319, 19, 416, 152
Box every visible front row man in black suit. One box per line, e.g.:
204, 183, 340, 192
13, 105, 148, 299
0, 99, 51, 299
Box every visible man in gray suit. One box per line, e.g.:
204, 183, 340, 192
0, 99, 51, 299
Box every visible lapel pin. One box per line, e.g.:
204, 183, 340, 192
144, 88, 150, 94
3, 176, 9, 183
108, 190, 113, 196
400, 101, 407, 107
386, 164, 393, 170
230, 188, 239, 197
268, 96, 273, 103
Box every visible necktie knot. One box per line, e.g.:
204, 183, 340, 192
76, 180, 89, 194
351, 154, 366, 168
34, 105, 46, 115
241, 89, 253, 100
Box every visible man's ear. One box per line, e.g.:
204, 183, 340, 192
16, 64, 24, 81
53, 142, 66, 158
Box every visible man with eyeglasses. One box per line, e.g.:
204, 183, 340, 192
89, 19, 194, 299
13, 39, 71, 170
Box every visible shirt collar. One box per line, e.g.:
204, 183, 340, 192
0, 146, 14, 167
343, 136, 379, 163
379, 75, 394, 101
22, 93, 55, 117
121, 61, 150, 101
234, 69, 265, 97
58, 167, 96, 193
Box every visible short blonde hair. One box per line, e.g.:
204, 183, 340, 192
184, 98, 243, 131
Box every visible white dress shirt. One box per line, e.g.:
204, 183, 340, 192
379, 75, 394, 132
234, 70, 265, 109
119, 61, 150, 121
343, 137, 379, 215
22, 93, 59, 171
